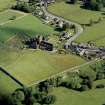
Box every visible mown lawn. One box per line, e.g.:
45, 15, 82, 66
0, 49, 85, 86
0, 0, 15, 12
0, 15, 57, 42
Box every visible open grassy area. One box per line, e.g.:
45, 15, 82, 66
0, 70, 21, 95
51, 60, 105, 105
95, 37, 105, 46
0, 15, 57, 42
52, 86, 105, 105
0, 10, 23, 24
76, 20, 105, 46
48, 2, 105, 46
0, 0, 15, 12
48, 2, 102, 24
0, 49, 85, 86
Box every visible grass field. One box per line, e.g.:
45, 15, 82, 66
95, 37, 105, 46
0, 49, 85, 86
51, 60, 105, 105
0, 0, 15, 12
48, 2, 105, 46
0, 14, 57, 42
76, 20, 105, 46
0, 10, 23, 24
48, 2, 102, 24
52, 86, 105, 105
0, 70, 21, 95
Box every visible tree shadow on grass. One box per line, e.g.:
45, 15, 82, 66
0, 67, 24, 87
0, 26, 53, 39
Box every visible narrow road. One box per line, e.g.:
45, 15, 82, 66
42, 5, 83, 47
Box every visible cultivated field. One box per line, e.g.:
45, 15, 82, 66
0, 49, 85, 86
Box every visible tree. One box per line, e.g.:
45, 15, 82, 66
70, 76, 82, 89
66, 0, 78, 4
9, 90, 25, 105
96, 72, 105, 80
83, 0, 104, 11
89, 19, 94, 26
87, 77, 93, 89
44, 95, 56, 105
80, 85, 89, 91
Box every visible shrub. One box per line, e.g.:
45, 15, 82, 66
87, 77, 93, 89
96, 84, 105, 89
96, 72, 105, 80
63, 74, 82, 90
10, 16, 16, 20
44, 95, 56, 105
80, 85, 89, 91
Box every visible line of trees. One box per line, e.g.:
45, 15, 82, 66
4, 81, 56, 105
66, 0, 105, 11
12, 0, 40, 13
58, 60, 105, 91
83, 0, 105, 11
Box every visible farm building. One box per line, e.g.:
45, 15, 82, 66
39, 41, 53, 51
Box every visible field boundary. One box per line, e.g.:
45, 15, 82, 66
28, 58, 104, 87
0, 9, 29, 26
0, 67, 24, 87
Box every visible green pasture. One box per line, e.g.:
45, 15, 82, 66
0, 15, 56, 42
76, 20, 105, 46
0, 70, 21, 95
0, 10, 22, 24
48, 2, 102, 24
48, 1, 105, 46
51, 60, 105, 105
0, 0, 15, 12
52, 86, 105, 105
0, 49, 85, 86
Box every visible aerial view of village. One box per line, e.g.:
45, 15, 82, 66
0, 0, 105, 105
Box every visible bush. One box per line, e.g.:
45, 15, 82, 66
10, 16, 16, 20
87, 77, 93, 89
96, 72, 105, 80
96, 84, 105, 89
59, 73, 83, 90
44, 95, 56, 105
80, 85, 89, 91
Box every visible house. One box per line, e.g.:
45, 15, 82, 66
24, 38, 38, 49
39, 41, 53, 51
60, 32, 72, 39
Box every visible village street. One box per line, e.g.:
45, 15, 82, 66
41, 5, 83, 47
